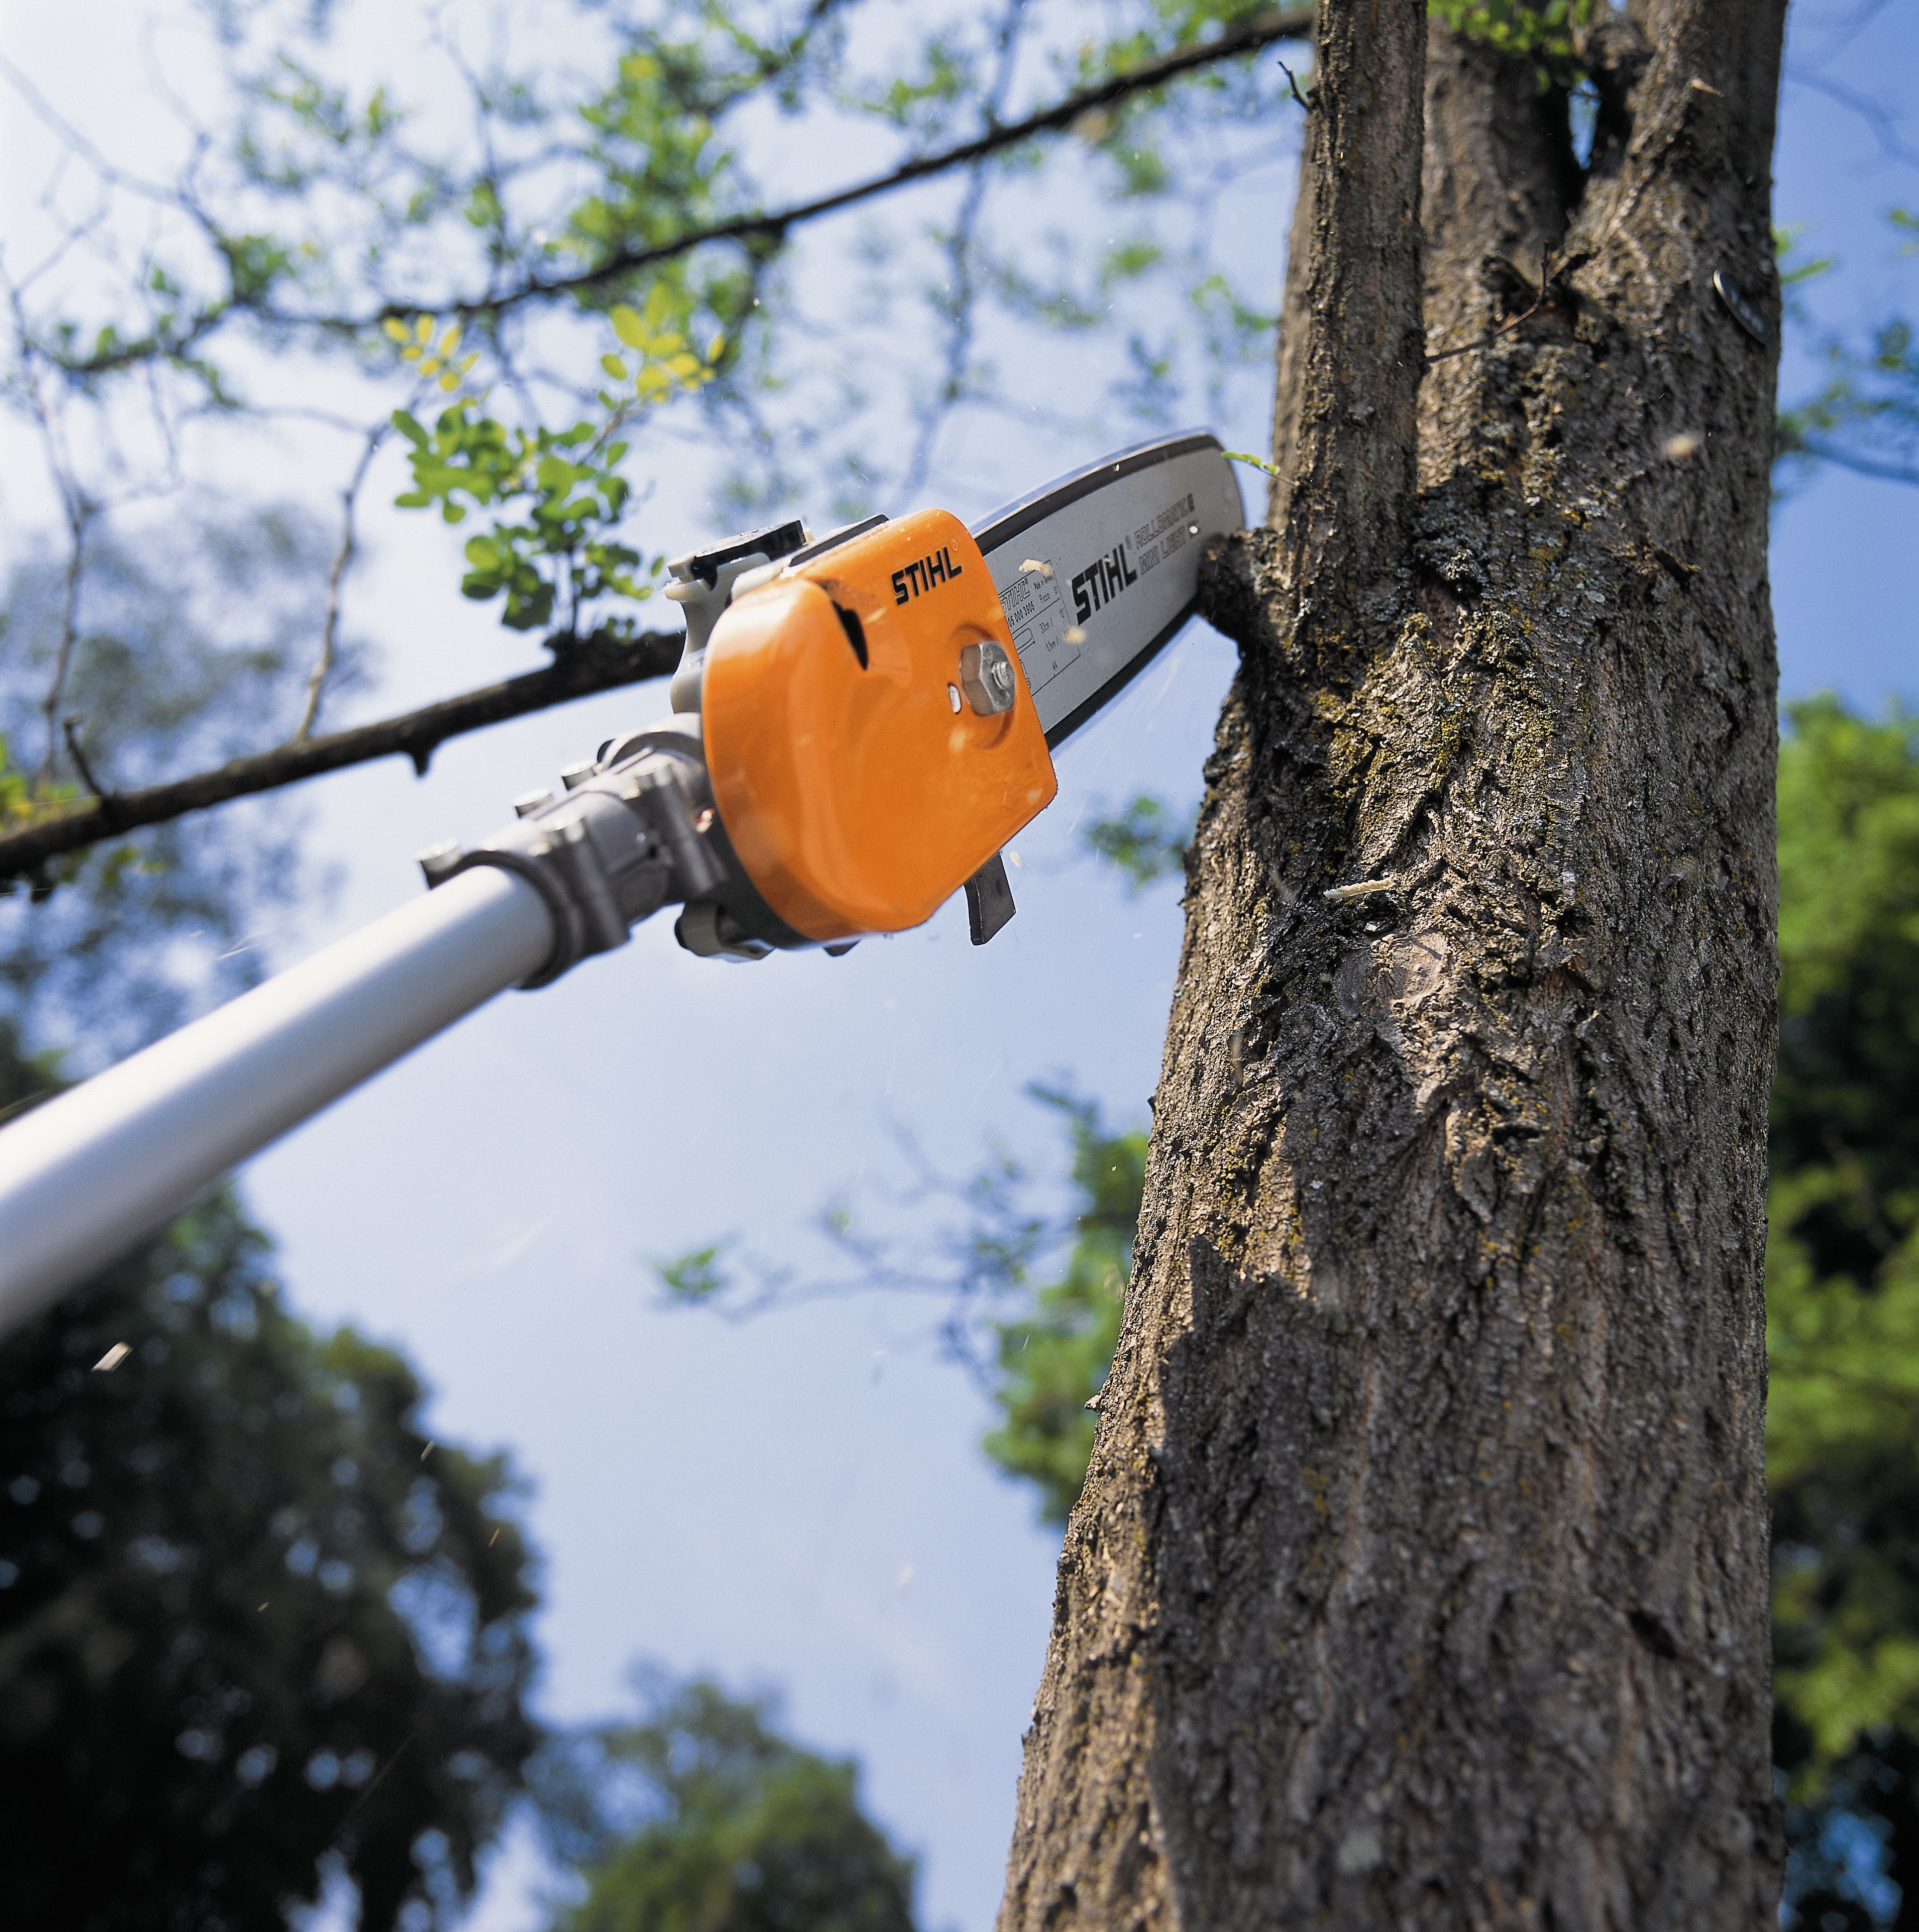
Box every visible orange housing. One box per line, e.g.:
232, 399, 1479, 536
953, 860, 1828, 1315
702, 508, 1057, 942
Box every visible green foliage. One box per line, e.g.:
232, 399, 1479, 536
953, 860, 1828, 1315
1770, 1201, 1919, 1762
0, 736, 76, 834
392, 402, 646, 632
863, 34, 978, 139
386, 288, 720, 634
1777, 225, 1839, 296
656, 1242, 734, 1307
1191, 275, 1278, 386
1769, 701, 1919, 1790
1427, 0, 1596, 87
565, 30, 764, 275
0, 1028, 541, 1932
1075, 0, 1292, 91
982, 1095, 1144, 1525
1082, 793, 1194, 894
7, 0, 1906, 747
544, 1677, 917, 1932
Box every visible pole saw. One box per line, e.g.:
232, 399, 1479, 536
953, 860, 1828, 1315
0, 432, 1241, 1340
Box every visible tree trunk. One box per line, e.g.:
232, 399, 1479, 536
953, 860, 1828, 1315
998, 1, 1787, 1924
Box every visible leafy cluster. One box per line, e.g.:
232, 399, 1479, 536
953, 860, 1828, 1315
0, 737, 76, 838
1083, 793, 1194, 895
1765, 700, 1919, 1924
540, 1677, 918, 1932
387, 290, 720, 634
983, 1096, 1145, 1525
1428, 0, 1597, 87
393, 404, 652, 634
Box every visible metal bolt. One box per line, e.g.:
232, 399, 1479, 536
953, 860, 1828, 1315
959, 640, 1017, 716
416, 839, 462, 887
559, 761, 595, 791
513, 789, 554, 819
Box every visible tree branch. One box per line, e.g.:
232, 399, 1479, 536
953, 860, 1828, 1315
894, 0, 1037, 503
1789, 434, 1919, 489
300, 9, 1319, 333
60, 716, 111, 801
0, 628, 682, 885
1268, 0, 1425, 612
295, 420, 385, 741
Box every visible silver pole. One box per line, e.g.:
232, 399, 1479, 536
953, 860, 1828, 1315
0, 865, 555, 1338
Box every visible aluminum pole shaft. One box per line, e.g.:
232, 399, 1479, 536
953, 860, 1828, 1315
0, 866, 555, 1339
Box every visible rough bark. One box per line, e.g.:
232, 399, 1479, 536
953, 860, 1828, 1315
999, 1, 1786, 1925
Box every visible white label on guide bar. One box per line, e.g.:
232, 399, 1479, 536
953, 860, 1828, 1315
998, 560, 1080, 696
976, 435, 1243, 741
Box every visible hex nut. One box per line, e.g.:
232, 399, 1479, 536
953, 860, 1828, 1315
959, 639, 1018, 716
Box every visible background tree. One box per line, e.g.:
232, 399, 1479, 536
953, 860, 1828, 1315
1768, 699, 1919, 1928
0, 1028, 542, 1931
535, 1675, 920, 1932
982, 1095, 1144, 1527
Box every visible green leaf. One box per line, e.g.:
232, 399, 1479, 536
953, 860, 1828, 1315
655, 1243, 733, 1305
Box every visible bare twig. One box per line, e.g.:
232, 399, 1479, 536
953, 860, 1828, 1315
294, 421, 386, 741
0, 54, 187, 207
895, 0, 1035, 503
405, 9, 1313, 324
32, 419, 92, 791
60, 716, 110, 801
3, 266, 95, 789
27, 9, 1314, 387
101, 8, 1310, 357
1788, 435, 1919, 488
0, 627, 682, 883
1424, 243, 1556, 367
1276, 57, 1312, 113
656, 1111, 1083, 1388
1785, 67, 1919, 173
